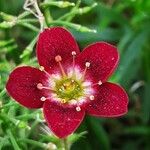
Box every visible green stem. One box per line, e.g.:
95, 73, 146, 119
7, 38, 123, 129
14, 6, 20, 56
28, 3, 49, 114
7, 129, 21, 150
18, 11, 31, 19
58, 3, 97, 21
49, 20, 96, 33
1, 101, 16, 109
63, 138, 69, 150
0, 88, 6, 97
19, 18, 39, 23
17, 22, 39, 32
0, 39, 14, 48
44, 8, 53, 26
43, 0, 53, 26
18, 139, 46, 148
66, 0, 81, 22
33, 0, 45, 31
20, 35, 38, 59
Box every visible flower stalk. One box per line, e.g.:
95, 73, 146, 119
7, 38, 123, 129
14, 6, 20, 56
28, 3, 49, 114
63, 138, 69, 150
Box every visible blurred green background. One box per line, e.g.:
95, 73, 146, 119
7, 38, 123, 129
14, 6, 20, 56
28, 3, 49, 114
0, 0, 150, 150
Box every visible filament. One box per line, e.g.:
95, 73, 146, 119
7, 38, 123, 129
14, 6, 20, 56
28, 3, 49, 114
55, 55, 66, 77
81, 62, 90, 80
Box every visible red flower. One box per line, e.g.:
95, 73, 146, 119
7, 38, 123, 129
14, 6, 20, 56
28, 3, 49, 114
6, 27, 128, 138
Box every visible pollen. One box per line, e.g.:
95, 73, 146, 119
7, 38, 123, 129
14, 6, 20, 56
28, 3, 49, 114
89, 95, 95, 100
71, 79, 75, 83
39, 66, 45, 71
55, 78, 83, 102
58, 88, 62, 92
40, 96, 46, 101
76, 106, 81, 111
37, 83, 43, 90
55, 55, 62, 62
61, 99, 67, 103
69, 99, 77, 104
85, 62, 90, 68
98, 80, 102, 85
72, 51, 76, 56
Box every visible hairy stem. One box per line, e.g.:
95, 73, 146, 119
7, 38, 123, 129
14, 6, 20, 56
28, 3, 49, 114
23, 0, 45, 31
33, 0, 44, 31
43, 0, 53, 26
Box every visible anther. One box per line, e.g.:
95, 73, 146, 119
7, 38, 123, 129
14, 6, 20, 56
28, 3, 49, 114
71, 79, 75, 83
89, 95, 95, 100
61, 99, 67, 103
72, 51, 76, 56
59, 88, 62, 92
55, 55, 62, 62
39, 66, 51, 77
39, 66, 44, 71
37, 83, 43, 90
40, 96, 46, 101
85, 62, 90, 68
69, 99, 77, 104
98, 80, 102, 85
76, 106, 81, 111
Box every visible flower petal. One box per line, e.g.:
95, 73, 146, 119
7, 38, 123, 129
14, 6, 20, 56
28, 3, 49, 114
76, 42, 119, 82
43, 100, 85, 138
36, 27, 80, 71
6, 66, 49, 108
86, 82, 128, 117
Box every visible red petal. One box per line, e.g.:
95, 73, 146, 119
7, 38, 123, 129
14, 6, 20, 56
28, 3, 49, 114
76, 42, 119, 82
43, 100, 85, 138
36, 27, 80, 71
86, 82, 128, 117
6, 66, 48, 108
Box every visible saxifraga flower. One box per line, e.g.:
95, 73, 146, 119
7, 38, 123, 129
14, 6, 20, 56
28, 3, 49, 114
6, 27, 128, 138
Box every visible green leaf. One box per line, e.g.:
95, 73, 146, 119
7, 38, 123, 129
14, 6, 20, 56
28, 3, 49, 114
86, 117, 110, 150
116, 29, 150, 83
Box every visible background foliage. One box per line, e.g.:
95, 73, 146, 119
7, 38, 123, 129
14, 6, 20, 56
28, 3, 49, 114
0, 0, 150, 150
